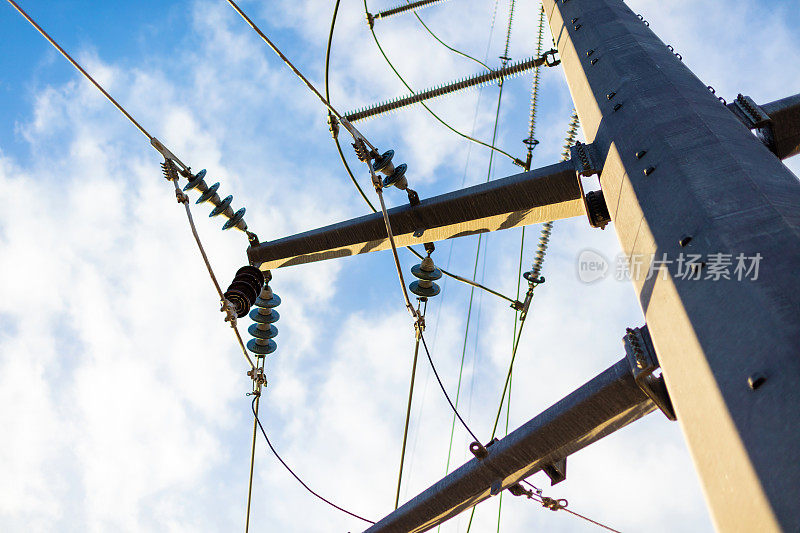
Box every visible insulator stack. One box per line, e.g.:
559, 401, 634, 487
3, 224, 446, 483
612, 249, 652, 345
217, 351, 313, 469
527, 221, 552, 281
224, 266, 265, 318
182, 169, 249, 232
409, 255, 442, 298
247, 273, 280, 357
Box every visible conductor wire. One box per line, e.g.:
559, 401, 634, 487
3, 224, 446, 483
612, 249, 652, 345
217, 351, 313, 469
251, 398, 375, 525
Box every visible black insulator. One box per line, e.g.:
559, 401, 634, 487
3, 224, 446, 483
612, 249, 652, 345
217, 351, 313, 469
209, 195, 234, 218
223, 266, 265, 318
409, 255, 442, 298
373, 150, 395, 173
247, 338, 277, 356
183, 169, 208, 192
383, 163, 408, 189
196, 182, 220, 205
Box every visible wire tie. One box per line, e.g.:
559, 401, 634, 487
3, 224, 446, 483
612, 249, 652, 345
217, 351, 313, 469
175, 189, 189, 204
221, 298, 238, 327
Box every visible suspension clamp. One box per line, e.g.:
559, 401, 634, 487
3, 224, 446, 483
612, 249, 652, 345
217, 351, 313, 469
569, 142, 611, 229
247, 366, 267, 387
542, 48, 561, 67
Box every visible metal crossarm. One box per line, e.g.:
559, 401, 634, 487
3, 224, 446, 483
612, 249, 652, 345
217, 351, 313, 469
247, 160, 582, 270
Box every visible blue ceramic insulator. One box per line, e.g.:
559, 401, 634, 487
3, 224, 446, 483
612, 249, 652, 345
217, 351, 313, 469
209, 195, 233, 217
411, 263, 442, 281
222, 207, 246, 231
248, 323, 278, 340
373, 150, 394, 172
196, 183, 220, 204
247, 338, 277, 356
254, 294, 281, 308
183, 169, 207, 191
410, 280, 441, 297
249, 308, 280, 324
383, 163, 407, 188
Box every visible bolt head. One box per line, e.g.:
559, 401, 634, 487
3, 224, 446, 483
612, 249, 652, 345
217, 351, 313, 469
748, 373, 767, 390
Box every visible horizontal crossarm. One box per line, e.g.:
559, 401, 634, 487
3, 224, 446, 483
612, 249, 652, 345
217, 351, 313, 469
247, 160, 582, 270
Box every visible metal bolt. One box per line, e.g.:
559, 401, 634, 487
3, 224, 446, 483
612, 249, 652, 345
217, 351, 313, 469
644, 166, 655, 176
591, 58, 599, 65
613, 102, 622, 111
586, 49, 594, 57
574, 23, 582, 30
572, 17, 579, 23
679, 235, 693, 247
748, 373, 767, 390
636, 150, 647, 159
607, 91, 616, 100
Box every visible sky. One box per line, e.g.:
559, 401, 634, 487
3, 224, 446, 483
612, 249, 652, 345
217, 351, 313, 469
0, 0, 798, 531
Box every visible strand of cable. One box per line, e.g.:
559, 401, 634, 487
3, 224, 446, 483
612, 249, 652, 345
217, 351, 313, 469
170, 175, 257, 371
406, 1, 490, 70
521, 481, 622, 533
462, 4, 517, 529
394, 301, 425, 510
224, 0, 377, 152
250, 398, 375, 524
324, 0, 521, 308
419, 332, 482, 444
364, 0, 525, 167
244, 358, 266, 532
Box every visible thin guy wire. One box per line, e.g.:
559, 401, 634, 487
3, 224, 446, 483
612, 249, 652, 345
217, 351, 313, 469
324, 0, 518, 307
364, 0, 524, 167
394, 327, 422, 509
171, 178, 256, 370
520, 481, 622, 533
224, 0, 376, 151
251, 398, 375, 524
5, 0, 152, 140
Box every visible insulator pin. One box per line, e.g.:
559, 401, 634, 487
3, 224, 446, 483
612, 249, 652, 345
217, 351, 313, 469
409, 255, 442, 298
223, 266, 265, 318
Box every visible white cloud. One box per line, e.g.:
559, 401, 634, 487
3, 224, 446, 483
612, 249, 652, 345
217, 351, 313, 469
1, 0, 797, 531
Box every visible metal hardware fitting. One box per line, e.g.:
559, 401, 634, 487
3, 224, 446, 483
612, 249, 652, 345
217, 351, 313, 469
729, 94, 771, 129
569, 142, 611, 229
623, 325, 676, 420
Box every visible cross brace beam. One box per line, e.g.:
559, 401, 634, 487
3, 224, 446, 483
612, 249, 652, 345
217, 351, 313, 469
247, 161, 583, 270
727, 92, 800, 160
365, 355, 659, 533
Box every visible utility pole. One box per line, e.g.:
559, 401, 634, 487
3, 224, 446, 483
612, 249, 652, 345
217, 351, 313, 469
540, 0, 800, 530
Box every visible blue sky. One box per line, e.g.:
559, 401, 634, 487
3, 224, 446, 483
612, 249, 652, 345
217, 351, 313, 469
0, 0, 798, 531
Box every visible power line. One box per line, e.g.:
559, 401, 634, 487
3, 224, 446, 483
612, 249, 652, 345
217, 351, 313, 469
364, 0, 526, 168
250, 398, 376, 525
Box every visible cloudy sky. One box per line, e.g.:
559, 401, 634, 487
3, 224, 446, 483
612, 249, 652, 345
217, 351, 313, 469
1, 0, 798, 531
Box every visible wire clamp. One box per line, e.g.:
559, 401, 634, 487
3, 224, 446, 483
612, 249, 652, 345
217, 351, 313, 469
221, 298, 239, 327
247, 367, 267, 387
541, 496, 569, 511
175, 189, 189, 204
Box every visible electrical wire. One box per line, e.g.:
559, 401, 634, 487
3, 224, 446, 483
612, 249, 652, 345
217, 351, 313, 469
520, 481, 622, 533
244, 360, 265, 532
419, 331, 482, 445
250, 397, 375, 525
407, 5, 491, 70
364, 0, 525, 167
323, 0, 521, 308
394, 317, 424, 509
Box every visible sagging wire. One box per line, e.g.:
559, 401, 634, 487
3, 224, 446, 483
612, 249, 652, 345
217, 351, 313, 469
324, 0, 522, 309
251, 397, 376, 525
363, 0, 527, 168
245, 356, 267, 533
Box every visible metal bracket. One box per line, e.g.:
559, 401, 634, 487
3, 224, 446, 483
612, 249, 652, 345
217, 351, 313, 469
569, 142, 611, 229
729, 94, 771, 129
623, 325, 677, 421
542, 457, 567, 485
